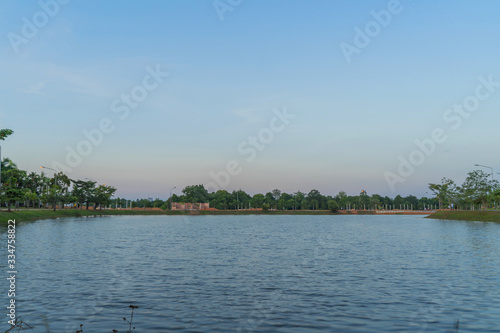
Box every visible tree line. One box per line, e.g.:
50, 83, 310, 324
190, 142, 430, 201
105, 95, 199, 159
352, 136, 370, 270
0, 129, 117, 211
428, 170, 500, 210
2, 128, 498, 212
0, 158, 117, 211
2, 161, 494, 213
158, 184, 439, 212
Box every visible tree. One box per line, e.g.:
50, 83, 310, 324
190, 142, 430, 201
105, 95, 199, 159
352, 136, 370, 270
371, 194, 383, 210
265, 192, 276, 209
210, 190, 231, 210
0, 129, 14, 191
359, 190, 369, 209
404, 195, 419, 210
24, 189, 38, 208
1, 167, 27, 211
25, 172, 43, 208
233, 189, 251, 209
93, 184, 117, 210
278, 192, 293, 210
54, 171, 71, 210
460, 170, 495, 209
272, 189, 281, 201
251, 193, 265, 208
294, 191, 305, 210
335, 191, 348, 210
327, 200, 339, 212
490, 188, 500, 208
152, 198, 165, 208
307, 189, 322, 210
393, 194, 404, 209
383, 196, 393, 209
428, 177, 457, 209
72, 180, 96, 209
1, 158, 17, 173
182, 185, 209, 203
0, 129, 13, 141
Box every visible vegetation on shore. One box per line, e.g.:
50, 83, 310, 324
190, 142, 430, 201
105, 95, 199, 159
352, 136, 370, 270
0, 209, 169, 224
0, 208, 373, 224
428, 210, 500, 222
0, 128, 439, 213
2, 128, 499, 217
4, 207, 499, 226
428, 171, 500, 210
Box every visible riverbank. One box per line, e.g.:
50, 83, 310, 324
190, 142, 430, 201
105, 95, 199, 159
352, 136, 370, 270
0, 209, 351, 224
0, 208, 434, 225
0, 209, 170, 224
428, 210, 500, 222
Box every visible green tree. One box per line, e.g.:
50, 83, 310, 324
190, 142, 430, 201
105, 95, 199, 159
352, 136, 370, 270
210, 190, 231, 210
251, 193, 265, 208
335, 191, 348, 210
490, 188, 500, 208
265, 192, 276, 209
93, 184, 117, 210
25, 172, 43, 208
359, 190, 369, 209
370, 194, 383, 210
1, 158, 17, 173
182, 185, 209, 203
1, 167, 27, 211
327, 200, 339, 212
460, 170, 495, 209
0, 129, 13, 141
278, 192, 293, 210
428, 177, 457, 209
393, 194, 404, 209
307, 189, 322, 210
272, 189, 281, 201
72, 180, 96, 209
294, 191, 305, 210
0, 129, 14, 191
152, 198, 165, 208
233, 189, 251, 209
54, 172, 71, 209
24, 189, 38, 208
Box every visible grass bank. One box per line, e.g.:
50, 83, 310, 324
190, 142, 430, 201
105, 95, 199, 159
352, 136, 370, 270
0, 208, 353, 224
0, 209, 170, 224
428, 210, 500, 222
1, 208, 407, 225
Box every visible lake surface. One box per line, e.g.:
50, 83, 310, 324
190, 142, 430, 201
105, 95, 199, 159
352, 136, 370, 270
2, 214, 500, 332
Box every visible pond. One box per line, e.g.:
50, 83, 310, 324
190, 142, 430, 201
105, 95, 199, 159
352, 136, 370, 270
3, 215, 500, 332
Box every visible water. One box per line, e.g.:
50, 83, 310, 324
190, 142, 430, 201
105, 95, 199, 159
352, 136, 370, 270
2, 214, 500, 332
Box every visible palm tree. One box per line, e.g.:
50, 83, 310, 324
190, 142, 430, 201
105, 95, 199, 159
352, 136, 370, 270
1, 158, 18, 173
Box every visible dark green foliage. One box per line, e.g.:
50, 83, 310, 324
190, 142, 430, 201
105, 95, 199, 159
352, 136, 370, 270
0, 129, 13, 141
327, 200, 339, 212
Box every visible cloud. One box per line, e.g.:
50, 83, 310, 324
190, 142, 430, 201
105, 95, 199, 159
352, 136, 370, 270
24, 81, 46, 95
231, 107, 264, 124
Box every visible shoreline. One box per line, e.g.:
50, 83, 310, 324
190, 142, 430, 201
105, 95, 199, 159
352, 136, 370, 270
1, 208, 433, 224
427, 210, 500, 222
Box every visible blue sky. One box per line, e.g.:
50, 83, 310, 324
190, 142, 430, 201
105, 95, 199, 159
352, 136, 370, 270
2, 0, 500, 199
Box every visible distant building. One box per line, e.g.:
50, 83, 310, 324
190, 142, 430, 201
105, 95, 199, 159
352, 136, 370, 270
171, 202, 210, 210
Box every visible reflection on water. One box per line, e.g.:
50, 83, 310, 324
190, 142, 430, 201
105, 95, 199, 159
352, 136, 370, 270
2, 215, 500, 332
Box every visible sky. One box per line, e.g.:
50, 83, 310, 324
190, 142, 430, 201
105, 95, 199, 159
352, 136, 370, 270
2, 0, 500, 199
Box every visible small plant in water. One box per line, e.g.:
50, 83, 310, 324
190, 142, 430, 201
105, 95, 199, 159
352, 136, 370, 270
75, 324, 83, 333
124, 305, 138, 332
112, 305, 139, 333
4, 317, 34, 332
